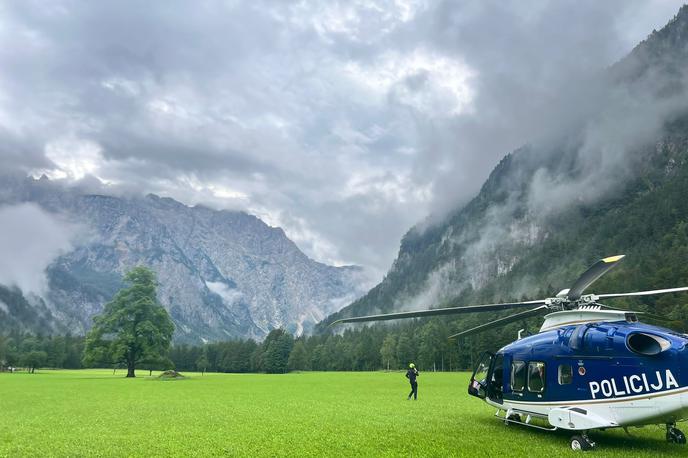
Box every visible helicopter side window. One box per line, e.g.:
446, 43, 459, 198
511, 361, 526, 392
528, 361, 546, 393
558, 364, 573, 385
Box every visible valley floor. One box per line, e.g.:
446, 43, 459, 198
0, 370, 685, 457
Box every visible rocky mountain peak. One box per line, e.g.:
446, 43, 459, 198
0, 176, 367, 342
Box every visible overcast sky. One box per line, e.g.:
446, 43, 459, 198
0, 0, 683, 281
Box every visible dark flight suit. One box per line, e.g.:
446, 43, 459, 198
406, 368, 419, 400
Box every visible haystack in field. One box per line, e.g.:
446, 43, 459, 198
158, 370, 184, 379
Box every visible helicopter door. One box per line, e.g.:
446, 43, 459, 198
488, 353, 504, 404
468, 351, 494, 399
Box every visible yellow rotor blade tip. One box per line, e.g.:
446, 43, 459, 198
602, 255, 625, 263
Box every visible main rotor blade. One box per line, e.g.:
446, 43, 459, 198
597, 286, 688, 300
329, 300, 547, 326
448, 305, 550, 340
567, 255, 625, 301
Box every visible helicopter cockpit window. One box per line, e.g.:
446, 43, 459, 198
511, 361, 526, 392
528, 361, 546, 393
469, 352, 494, 399
474, 357, 491, 386
558, 364, 573, 385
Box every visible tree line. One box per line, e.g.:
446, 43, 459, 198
1, 317, 485, 374
6, 261, 685, 376
0, 332, 84, 373
169, 316, 527, 374
5, 294, 686, 375
1, 266, 490, 376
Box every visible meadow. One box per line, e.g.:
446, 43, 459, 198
0, 370, 685, 457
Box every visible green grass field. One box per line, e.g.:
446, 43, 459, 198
0, 370, 686, 457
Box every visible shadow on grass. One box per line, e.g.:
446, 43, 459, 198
475, 414, 685, 454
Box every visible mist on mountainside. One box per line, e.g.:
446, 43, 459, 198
324, 5, 688, 328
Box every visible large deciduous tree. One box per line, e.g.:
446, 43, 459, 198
83, 267, 175, 377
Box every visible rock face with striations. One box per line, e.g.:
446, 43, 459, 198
0, 175, 367, 342
322, 5, 688, 328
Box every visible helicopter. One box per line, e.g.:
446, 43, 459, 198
332, 255, 688, 451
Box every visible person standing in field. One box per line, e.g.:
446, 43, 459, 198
406, 363, 419, 400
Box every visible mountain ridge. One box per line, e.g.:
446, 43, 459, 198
0, 175, 367, 342
320, 4, 688, 330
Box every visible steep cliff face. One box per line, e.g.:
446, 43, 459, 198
0, 176, 366, 342
323, 6, 688, 326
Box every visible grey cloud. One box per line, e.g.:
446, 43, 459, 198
402, 0, 681, 217
0, 0, 683, 282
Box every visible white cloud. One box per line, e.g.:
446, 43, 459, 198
101, 77, 141, 97
0, 203, 78, 295
206, 281, 244, 305
42, 137, 105, 181
345, 49, 475, 115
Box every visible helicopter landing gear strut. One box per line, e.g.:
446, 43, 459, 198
570, 433, 596, 451
666, 424, 686, 444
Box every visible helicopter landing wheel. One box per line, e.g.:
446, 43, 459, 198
570, 434, 595, 451
505, 413, 521, 425
666, 425, 686, 444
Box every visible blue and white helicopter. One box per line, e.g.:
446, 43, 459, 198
333, 255, 688, 451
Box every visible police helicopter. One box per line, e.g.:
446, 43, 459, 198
332, 255, 688, 451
